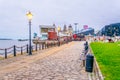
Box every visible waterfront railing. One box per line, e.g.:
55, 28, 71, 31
0, 44, 29, 59
0, 40, 72, 59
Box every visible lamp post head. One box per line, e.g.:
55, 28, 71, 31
26, 11, 33, 21
57, 26, 61, 32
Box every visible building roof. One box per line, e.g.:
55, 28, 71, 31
80, 28, 94, 33
39, 25, 56, 28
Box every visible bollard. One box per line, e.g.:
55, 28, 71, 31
21, 47, 23, 55
84, 41, 88, 46
39, 44, 41, 50
14, 45, 16, 56
85, 54, 94, 72
5, 49, 7, 59
58, 41, 60, 46
35, 44, 37, 51
42, 43, 44, 49
47, 43, 49, 48
31, 46, 33, 52
83, 60, 85, 66
80, 53, 85, 66
26, 44, 29, 53
84, 45, 88, 51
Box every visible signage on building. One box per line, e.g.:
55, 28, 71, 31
83, 25, 88, 29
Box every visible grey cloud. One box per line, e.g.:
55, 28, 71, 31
0, 0, 120, 38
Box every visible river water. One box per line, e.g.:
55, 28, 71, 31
0, 40, 33, 55
0, 40, 29, 49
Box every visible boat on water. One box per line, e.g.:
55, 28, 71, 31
18, 39, 28, 41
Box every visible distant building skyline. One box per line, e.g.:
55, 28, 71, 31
0, 0, 120, 39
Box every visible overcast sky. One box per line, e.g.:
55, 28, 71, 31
0, 0, 120, 39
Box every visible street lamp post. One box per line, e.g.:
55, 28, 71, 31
26, 11, 33, 55
57, 26, 61, 46
74, 23, 78, 34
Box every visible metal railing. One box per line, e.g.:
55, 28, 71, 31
0, 40, 72, 59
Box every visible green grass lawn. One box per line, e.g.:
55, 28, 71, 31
90, 42, 120, 80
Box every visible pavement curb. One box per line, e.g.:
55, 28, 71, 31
88, 44, 104, 80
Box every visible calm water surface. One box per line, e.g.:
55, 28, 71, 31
0, 40, 34, 55
0, 40, 30, 49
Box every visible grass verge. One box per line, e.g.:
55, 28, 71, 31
90, 42, 120, 80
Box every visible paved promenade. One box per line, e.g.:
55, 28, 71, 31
0, 41, 88, 80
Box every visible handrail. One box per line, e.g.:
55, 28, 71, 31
0, 40, 71, 59
7, 50, 14, 54
6, 46, 14, 50
16, 45, 27, 48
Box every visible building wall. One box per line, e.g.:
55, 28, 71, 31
78, 28, 94, 36
98, 23, 120, 36
39, 25, 57, 40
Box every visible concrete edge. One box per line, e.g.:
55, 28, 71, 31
88, 43, 104, 80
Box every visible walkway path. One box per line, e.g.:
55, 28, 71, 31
0, 41, 88, 80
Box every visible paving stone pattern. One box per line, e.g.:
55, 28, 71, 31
0, 41, 88, 80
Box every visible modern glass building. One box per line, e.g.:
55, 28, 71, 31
97, 23, 120, 36
78, 28, 94, 35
